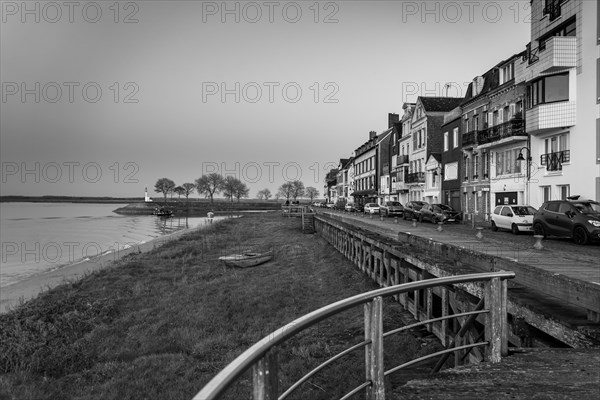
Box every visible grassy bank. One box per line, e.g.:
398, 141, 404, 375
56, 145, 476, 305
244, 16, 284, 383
0, 214, 440, 400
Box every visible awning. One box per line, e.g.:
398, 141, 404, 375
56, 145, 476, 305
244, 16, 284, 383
352, 189, 377, 197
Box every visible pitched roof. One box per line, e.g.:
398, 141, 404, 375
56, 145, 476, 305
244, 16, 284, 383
419, 97, 464, 112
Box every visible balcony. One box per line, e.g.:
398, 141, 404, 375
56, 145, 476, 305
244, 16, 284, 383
393, 181, 408, 192
540, 150, 570, 171
526, 101, 576, 134
462, 130, 478, 147
478, 119, 526, 147
406, 172, 425, 184
525, 37, 576, 77
397, 154, 409, 165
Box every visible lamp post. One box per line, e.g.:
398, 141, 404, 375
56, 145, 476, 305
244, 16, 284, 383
516, 147, 532, 205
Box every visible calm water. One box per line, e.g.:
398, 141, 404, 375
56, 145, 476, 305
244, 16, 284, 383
0, 203, 216, 287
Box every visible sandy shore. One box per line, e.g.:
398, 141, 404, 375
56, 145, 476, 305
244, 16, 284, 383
0, 222, 211, 314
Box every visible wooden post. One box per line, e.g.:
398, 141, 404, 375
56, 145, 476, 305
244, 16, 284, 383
485, 277, 502, 363
364, 297, 385, 400
252, 348, 279, 400
441, 287, 449, 346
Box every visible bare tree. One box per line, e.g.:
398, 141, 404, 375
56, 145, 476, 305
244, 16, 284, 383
233, 180, 250, 202
277, 182, 294, 202
305, 186, 319, 202
196, 173, 224, 204
256, 188, 272, 200
182, 183, 196, 201
154, 178, 175, 205
291, 180, 305, 201
222, 176, 239, 202
173, 186, 185, 200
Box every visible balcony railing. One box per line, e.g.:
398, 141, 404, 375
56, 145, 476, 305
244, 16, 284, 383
478, 119, 525, 145
397, 154, 409, 165
406, 172, 425, 184
540, 150, 570, 171
462, 130, 478, 147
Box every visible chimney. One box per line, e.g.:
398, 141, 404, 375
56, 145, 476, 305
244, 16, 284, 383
369, 130, 377, 140
388, 113, 400, 128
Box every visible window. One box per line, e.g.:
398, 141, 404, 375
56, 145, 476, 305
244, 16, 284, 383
500, 63, 514, 84
495, 149, 522, 176
453, 128, 458, 148
493, 206, 501, 215
558, 185, 570, 200
527, 73, 569, 108
501, 207, 512, 216
542, 186, 551, 202
473, 154, 479, 179
444, 132, 449, 151
542, 134, 570, 169
482, 151, 489, 178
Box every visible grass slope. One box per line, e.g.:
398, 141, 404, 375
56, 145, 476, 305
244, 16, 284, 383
0, 214, 439, 400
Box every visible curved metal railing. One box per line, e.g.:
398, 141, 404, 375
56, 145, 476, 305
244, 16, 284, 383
193, 271, 514, 400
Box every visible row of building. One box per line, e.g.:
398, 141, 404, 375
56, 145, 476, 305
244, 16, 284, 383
325, 0, 599, 223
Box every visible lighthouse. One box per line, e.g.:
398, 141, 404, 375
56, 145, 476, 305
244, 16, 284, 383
144, 187, 153, 202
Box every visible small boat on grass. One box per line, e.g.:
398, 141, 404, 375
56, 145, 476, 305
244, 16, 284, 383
218, 250, 274, 268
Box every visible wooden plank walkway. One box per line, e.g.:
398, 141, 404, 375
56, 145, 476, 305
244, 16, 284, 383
392, 347, 600, 399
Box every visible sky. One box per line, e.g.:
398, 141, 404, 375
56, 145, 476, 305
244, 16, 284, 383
0, 0, 532, 199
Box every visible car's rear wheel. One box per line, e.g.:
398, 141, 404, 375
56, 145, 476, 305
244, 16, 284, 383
533, 222, 546, 238
491, 221, 498, 232
573, 226, 589, 245
511, 223, 520, 235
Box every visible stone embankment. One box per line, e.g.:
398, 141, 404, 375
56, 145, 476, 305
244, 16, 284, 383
113, 201, 282, 215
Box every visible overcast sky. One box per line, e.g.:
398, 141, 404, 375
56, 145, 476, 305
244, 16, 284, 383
1, 0, 531, 198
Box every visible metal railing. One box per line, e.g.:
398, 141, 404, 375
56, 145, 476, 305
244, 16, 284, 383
462, 130, 478, 147
405, 172, 425, 184
478, 119, 525, 145
540, 150, 570, 171
193, 271, 514, 400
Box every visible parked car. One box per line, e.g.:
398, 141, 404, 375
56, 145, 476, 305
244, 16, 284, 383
491, 205, 536, 234
420, 204, 461, 224
403, 201, 428, 220
325, 203, 335, 209
533, 197, 600, 245
351, 203, 364, 213
364, 203, 380, 214
380, 201, 404, 217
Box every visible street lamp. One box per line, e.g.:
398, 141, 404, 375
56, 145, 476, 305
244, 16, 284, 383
516, 147, 531, 204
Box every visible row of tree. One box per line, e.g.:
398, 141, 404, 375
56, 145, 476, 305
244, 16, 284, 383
154, 174, 250, 204
153, 176, 321, 204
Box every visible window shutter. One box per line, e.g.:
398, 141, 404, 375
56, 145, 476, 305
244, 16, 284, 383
498, 109, 504, 124
509, 104, 515, 120
597, 119, 600, 162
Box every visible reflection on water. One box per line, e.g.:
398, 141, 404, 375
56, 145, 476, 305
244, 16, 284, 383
0, 203, 226, 287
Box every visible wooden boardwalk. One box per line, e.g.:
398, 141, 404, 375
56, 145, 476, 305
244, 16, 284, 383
393, 347, 600, 399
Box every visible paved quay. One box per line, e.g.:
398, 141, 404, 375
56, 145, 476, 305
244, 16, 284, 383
317, 209, 600, 286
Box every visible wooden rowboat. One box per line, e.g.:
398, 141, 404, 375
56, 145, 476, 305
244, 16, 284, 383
218, 250, 274, 268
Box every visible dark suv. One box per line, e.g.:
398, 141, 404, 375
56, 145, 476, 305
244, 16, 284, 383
533, 198, 600, 245
403, 201, 428, 221
380, 201, 404, 217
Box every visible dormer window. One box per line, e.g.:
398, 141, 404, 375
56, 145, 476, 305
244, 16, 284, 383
499, 63, 514, 85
